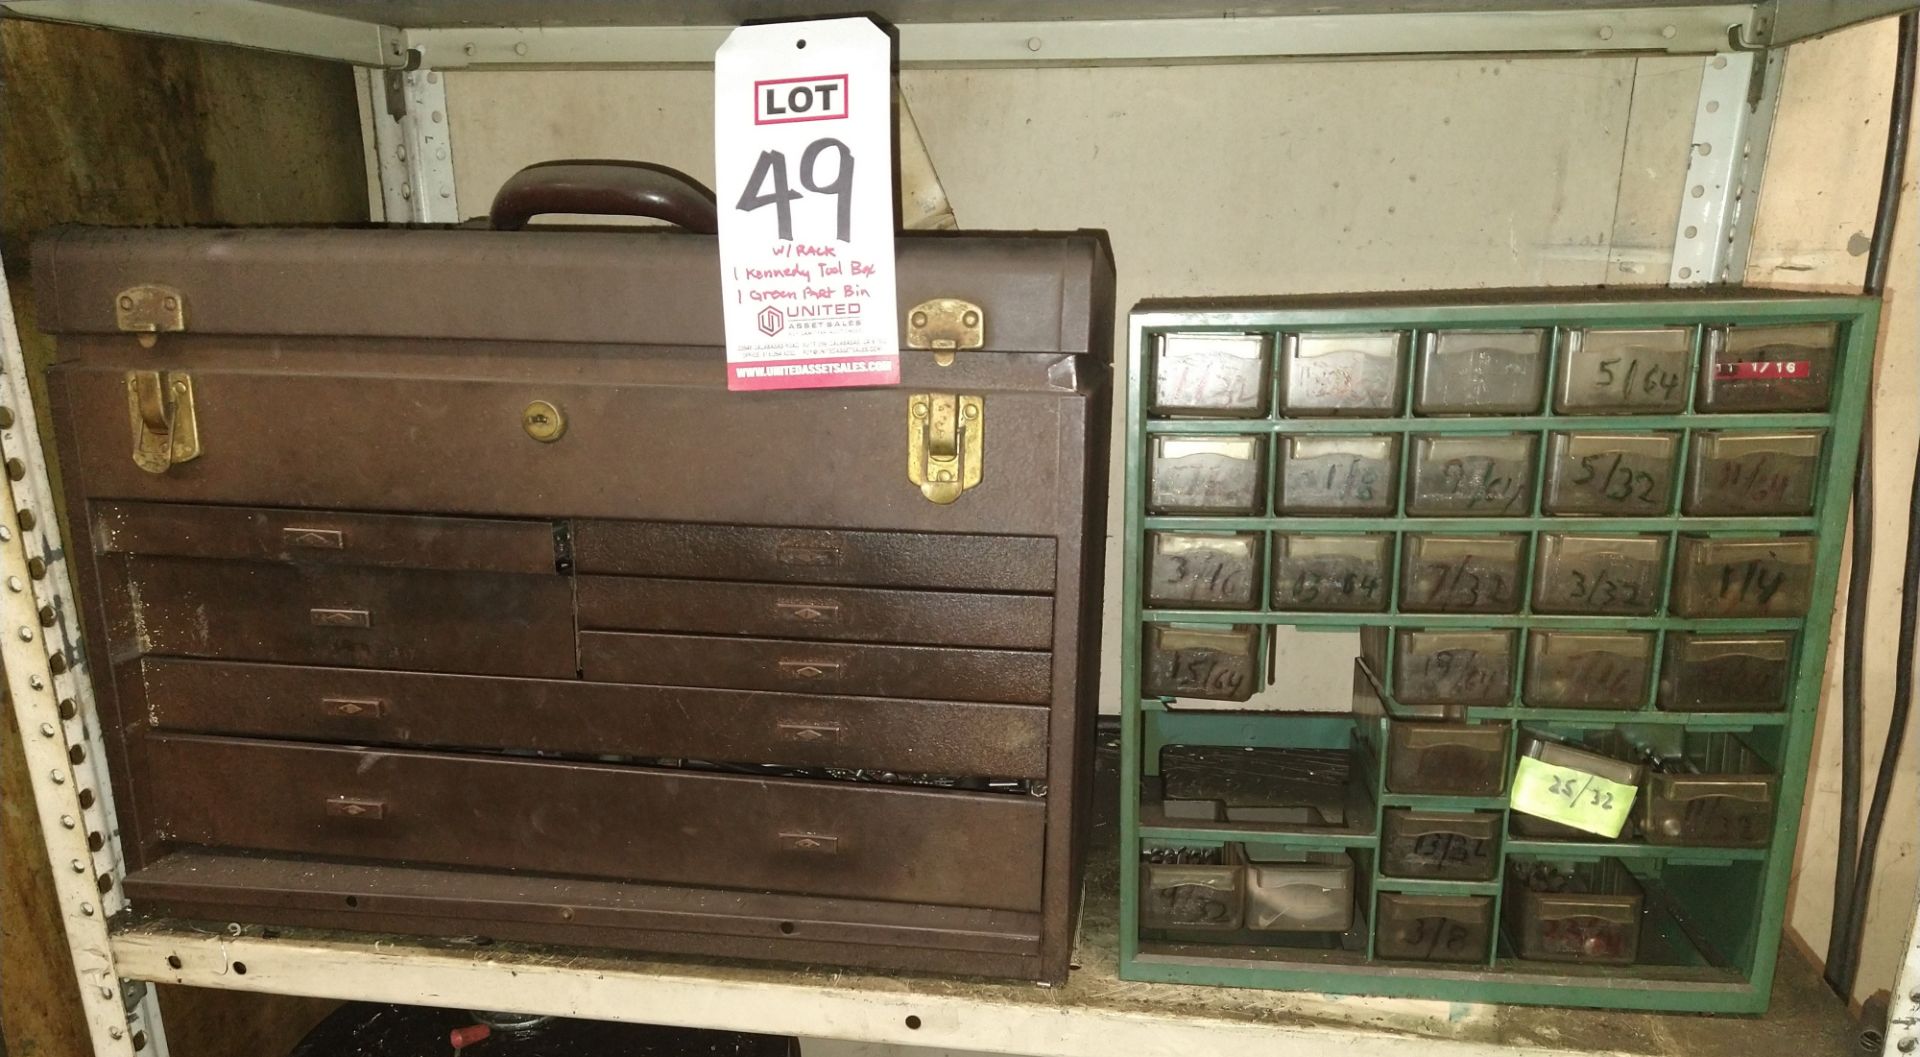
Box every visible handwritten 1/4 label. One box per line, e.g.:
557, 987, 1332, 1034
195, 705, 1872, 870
1509, 756, 1638, 839
715, 18, 899, 391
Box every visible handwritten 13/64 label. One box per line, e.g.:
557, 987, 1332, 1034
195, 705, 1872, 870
714, 19, 899, 391
1509, 756, 1638, 838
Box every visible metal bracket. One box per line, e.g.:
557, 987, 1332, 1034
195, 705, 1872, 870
0, 265, 161, 1055
112, 285, 184, 348
907, 393, 984, 504
906, 299, 985, 367
368, 48, 458, 222
1669, 48, 1785, 285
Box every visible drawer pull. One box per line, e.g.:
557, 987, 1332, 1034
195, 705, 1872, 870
778, 661, 841, 681
283, 527, 345, 550
777, 721, 842, 744
779, 831, 839, 854
776, 600, 841, 625
776, 542, 841, 568
310, 608, 371, 628
321, 696, 386, 719
325, 796, 386, 820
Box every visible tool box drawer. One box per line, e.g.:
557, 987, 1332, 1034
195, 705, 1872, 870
580, 631, 1053, 705
138, 658, 1051, 778
145, 735, 1046, 912
577, 576, 1054, 650
122, 556, 574, 678
94, 500, 559, 574
573, 521, 1057, 593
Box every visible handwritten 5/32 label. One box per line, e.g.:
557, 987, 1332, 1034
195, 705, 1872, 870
1509, 756, 1638, 838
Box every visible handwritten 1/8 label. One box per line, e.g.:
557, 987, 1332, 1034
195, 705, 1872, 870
1509, 756, 1638, 838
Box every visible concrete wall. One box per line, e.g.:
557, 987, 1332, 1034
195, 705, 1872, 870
434, 33, 1917, 1004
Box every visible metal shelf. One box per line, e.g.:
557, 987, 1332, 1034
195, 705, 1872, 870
1, 0, 1915, 68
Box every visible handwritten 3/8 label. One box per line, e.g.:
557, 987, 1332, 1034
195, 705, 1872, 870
1509, 756, 1638, 839
715, 18, 899, 390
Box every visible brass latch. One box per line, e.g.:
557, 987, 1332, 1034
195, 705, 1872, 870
125, 370, 200, 474
906, 298, 984, 366
907, 393, 983, 504
114, 285, 185, 348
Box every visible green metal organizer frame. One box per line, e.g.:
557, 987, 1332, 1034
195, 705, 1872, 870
1118, 289, 1880, 1012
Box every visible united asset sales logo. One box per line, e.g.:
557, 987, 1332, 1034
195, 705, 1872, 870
757, 305, 786, 336
754, 74, 849, 125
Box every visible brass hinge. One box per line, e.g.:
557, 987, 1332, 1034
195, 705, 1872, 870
906, 298, 984, 366
125, 370, 200, 474
114, 285, 185, 348
907, 393, 983, 505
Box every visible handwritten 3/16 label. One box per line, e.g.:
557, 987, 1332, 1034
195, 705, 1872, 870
1509, 756, 1638, 838
714, 18, 899, 391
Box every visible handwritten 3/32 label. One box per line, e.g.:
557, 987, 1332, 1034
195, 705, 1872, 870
1509, 756, 1638, 839
714, 19, 899, 391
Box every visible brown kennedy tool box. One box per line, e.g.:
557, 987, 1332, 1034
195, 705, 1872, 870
31, 163, 1112, 982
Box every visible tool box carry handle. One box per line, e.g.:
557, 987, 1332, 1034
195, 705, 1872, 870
489, 160, 720, 233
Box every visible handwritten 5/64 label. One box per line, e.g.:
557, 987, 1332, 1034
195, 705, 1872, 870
1509, 756, 1638, 838
715, 19, 899, 391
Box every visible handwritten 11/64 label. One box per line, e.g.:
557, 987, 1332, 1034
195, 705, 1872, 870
1509, 756, 1638, 838
714, 18, 899, 391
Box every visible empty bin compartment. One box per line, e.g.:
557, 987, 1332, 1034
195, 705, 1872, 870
1270, 533, 1391, 612
1161, 746, 1355, 828
1393, 628, 1516, 709
1542, 432, 1679, 516
1683, 430, 1824, 517
1413, 330, 1548, 415
1244, 851, 1358, 932
1142, 624, 1260, 702
1141, 846, 1245, 931
1658, 632, 1794, 712
1277, 434, 1399, 515
1376, 892, 1494, 963
1147, 435, 1268, 515
1531, 533, 1666, 616
1399, 533, 1525, 614
1698, 322, 1837, 413
1280, 331, 1407, 416
1386, 720, 1509, 796
1406, 434, 1537, 516
1554, 327, 1691, 414
1669, 535, 1816, 618
1381, 809, 1501, 881
1643, 734, 1778, 847
1145, 531, 1262, 610
1523, 630, 1654, 709
1505, 859, 1644, 965
1150, 332, 1272, 418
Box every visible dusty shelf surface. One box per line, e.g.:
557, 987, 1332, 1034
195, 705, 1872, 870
110, 742, 1857, 1057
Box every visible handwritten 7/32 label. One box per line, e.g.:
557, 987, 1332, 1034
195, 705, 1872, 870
1509, 756, 1638, 838
715, 19, 899, 391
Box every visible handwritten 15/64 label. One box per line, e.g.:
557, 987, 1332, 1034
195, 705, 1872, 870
714, 18, 899, 391
1509, 756, 1638, 838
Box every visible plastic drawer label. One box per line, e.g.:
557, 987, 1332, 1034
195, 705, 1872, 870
1280, 331, 1407, 416
1386, 719, 1510, 795
1270, 533, 1390, 612
1277, 435, 1399, 515
1698, 323, 1836, 413
1413, 330, 1547, 415
1542, 432, 1678, 516
1683, 430, 1824, 517
1375, 893, 1493, 962
1406, 433, 1537, 516
1658, 632, 1794, 712
1141, 847, 1246, 930
1523, 630, 1653, 709
1669, 535, 1815, 618
1142, 624, 1260, 702
1145, 531, 1262, 610
1381, 809, 1500, 881
1554, 327, 1691, 414
1393, 629, 1515, 708
1399, 533, 1524, 614
1531, 533, 1665, 616
1147, 435, 1267, 515
1151, 332, 1273, 417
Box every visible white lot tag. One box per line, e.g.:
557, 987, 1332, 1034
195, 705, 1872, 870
714, 18, 899, 391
